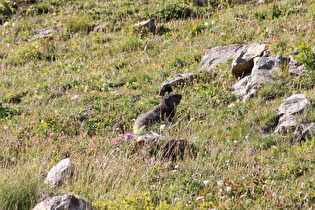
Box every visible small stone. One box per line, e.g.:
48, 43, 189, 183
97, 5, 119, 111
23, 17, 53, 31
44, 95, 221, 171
44, 158, 75, 187
33, 194, 92, 210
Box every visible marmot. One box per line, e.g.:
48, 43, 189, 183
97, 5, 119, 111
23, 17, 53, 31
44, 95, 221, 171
133, 93, 182, 134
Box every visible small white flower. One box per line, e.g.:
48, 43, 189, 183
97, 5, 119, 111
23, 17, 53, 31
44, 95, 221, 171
204, 22, 209, 26
196, 196, 204, 201
217, 180, 224, 187
226, 186, 232, 194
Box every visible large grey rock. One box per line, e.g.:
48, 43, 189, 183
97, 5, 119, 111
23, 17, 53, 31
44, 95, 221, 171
44, 158, 75, 187
158, 73, 197, 96
231, 45, 269, 76
277, 94, 309, 116
33, 194, 92, 210
232, 55, 283, 101
274, 94, 309, 133
134, 19, 155, 33
199, 43, 268, 76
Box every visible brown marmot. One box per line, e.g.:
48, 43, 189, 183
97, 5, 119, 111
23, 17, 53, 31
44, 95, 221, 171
133, 93, 182, 134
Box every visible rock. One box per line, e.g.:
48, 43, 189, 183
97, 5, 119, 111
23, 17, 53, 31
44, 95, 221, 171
33, 194, 92, 210
231, 44, 269, 77
274, 114, 297, 133
112, 134, 194, 161
294, 122, 315, 140
134, 19, 155, 33
287, 50, 305, 77
31, 28, 57, 40
274, 94, 309, 133
158, 73, 197, 96
199, 43, 269, 75
44, 158, 75, 187
232, 55, 284, 101
277, 94, 309, 116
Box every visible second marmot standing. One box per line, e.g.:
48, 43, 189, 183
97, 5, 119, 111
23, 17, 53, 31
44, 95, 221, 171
133, 93, 182, 134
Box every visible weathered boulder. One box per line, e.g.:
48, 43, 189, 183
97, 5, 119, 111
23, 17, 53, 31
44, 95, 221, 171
33, 194, 92, 210
232, 55, 283, 101
231, 46, 269, 77
158, 73, 197, 96
274, 94, 309, 133
134, 19, 155, 33
112, 134, 194, 160
277, 94, 309, 116
44, 158, 75, 187
274, 114, 297, 133
199, 43, 268, 76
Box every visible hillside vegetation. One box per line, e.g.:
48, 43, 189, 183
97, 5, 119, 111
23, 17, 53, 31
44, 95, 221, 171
0, 0, 315, 208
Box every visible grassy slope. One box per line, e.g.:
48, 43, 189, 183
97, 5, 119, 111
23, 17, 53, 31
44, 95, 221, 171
0, 0, 315, 208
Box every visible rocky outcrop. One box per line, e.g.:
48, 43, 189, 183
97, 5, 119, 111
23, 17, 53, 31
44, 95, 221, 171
158, 73, 197, 96
134, 19, 156, 33
112, 134, 194, 160
199, 43, 268, 76
274, 94, 309, 133
44, 158, 75, 187
232, 55, 283, 101
33, 194, 92, 210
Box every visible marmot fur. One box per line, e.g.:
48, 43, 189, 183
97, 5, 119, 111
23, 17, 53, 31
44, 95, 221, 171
133, 93, 182, 134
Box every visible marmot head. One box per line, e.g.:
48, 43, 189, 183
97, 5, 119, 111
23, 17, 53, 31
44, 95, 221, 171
161, 93, 182, 108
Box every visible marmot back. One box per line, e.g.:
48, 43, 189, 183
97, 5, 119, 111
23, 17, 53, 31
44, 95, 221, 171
133, 93, 182, 134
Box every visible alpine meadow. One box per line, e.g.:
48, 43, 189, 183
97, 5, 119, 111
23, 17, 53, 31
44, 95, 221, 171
1, 0, 315, 209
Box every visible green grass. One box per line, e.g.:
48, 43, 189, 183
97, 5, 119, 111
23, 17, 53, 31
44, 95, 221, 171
1, 0, 315, 209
